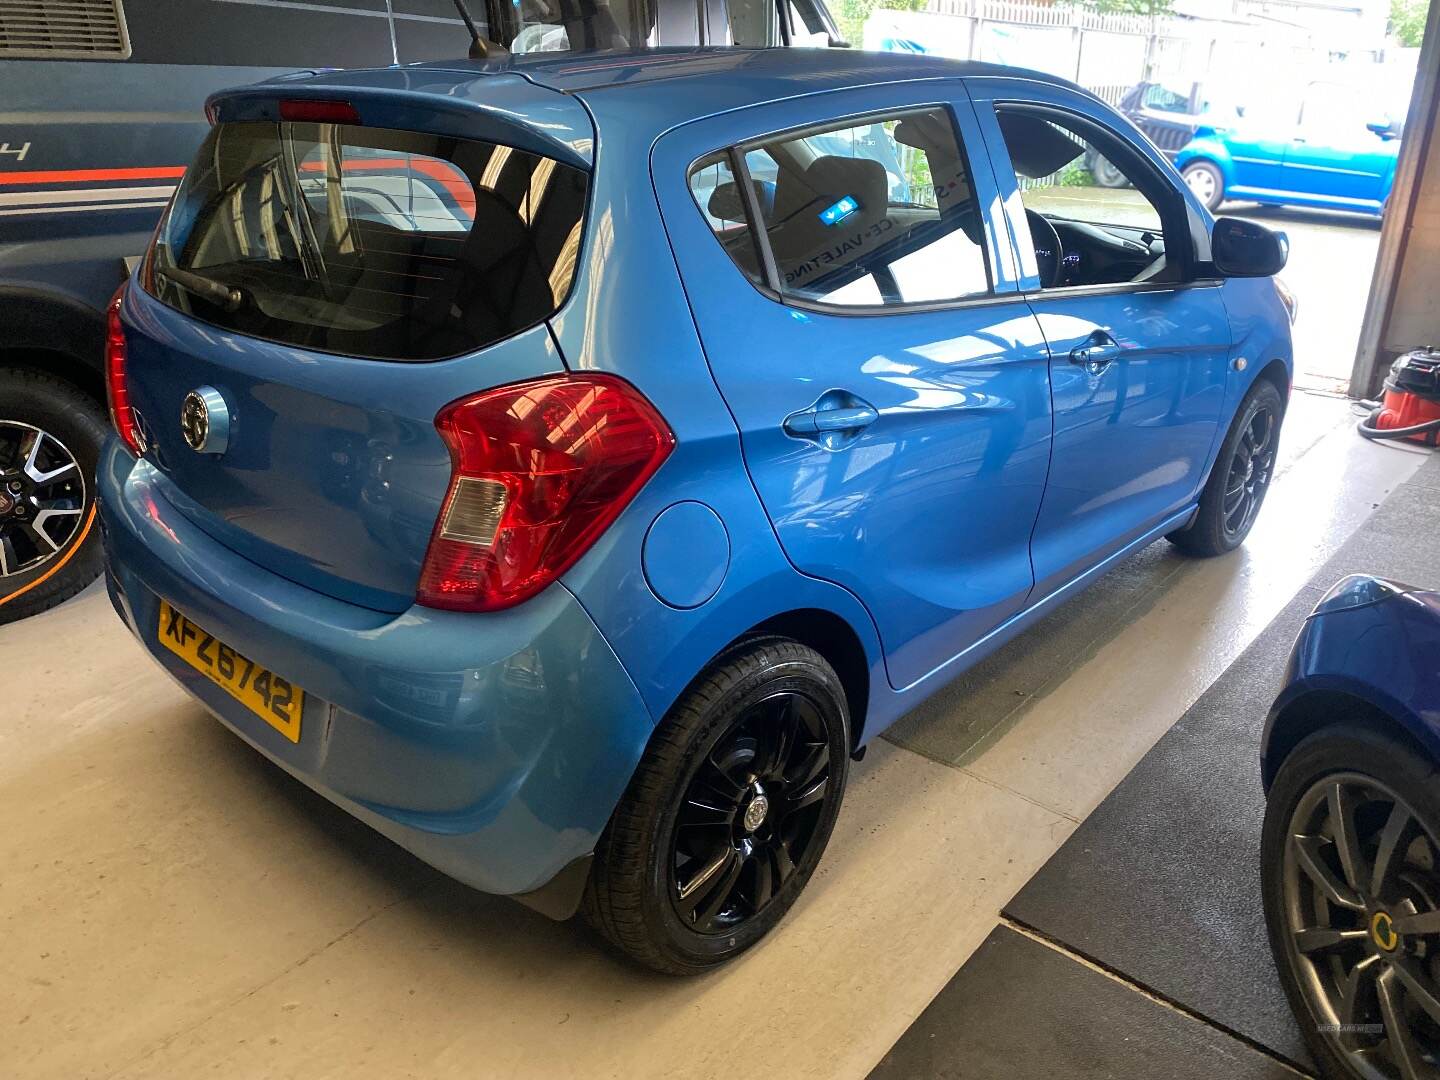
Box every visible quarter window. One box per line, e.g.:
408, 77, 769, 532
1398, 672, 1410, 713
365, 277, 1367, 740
687, 108, 990, 309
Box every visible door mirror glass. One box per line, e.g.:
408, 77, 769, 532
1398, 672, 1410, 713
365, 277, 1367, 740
1212, 216, 1288, 277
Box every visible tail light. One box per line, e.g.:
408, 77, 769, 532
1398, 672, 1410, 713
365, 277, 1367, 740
105, 285, 143, 455
417, 374, 674, 612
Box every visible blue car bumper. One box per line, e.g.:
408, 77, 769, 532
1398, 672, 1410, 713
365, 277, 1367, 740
96, 439, 653, 915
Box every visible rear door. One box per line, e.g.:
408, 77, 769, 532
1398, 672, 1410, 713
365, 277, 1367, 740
654, 83, 1053, 691
969, 78, 1232, 595
122, 90, 592, 611
1283, 83, 1391, 205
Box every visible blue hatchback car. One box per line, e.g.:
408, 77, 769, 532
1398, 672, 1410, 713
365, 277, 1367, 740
1262, 576, 1440, 1079
97, 48, 1294, 973
1175, 81, 1402, 218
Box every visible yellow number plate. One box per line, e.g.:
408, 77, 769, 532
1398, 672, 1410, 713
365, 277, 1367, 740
158, 600, 304, 743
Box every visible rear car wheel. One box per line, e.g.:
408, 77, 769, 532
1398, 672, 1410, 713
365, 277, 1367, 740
1168, 378, 1283, 557
0, 368, 107, 626
584, 637, 850, 974
1182, 159, 1225, 212
1087, 149, 1130, 189
1263, 725, 1440, 1080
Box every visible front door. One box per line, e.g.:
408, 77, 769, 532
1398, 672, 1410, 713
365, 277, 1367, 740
653, 84, 1052, 690
972, 80, 1232, 596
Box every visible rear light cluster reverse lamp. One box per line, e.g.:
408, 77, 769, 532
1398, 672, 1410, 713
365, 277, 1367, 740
417, 374, 674, 612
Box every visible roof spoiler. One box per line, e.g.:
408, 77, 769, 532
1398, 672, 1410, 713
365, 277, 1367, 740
205, 74, 594, 169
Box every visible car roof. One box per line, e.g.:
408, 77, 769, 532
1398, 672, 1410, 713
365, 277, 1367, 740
332, 46, 1077, 124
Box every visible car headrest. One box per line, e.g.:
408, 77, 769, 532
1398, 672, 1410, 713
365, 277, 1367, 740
707, 178, 776, 224
776, 154, 888, 224
768, 155, 891, 291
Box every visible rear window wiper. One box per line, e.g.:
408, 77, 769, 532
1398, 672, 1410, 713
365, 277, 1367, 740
155, 265, 246, 312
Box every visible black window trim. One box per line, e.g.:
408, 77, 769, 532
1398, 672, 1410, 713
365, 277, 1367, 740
989, 98, 1221, 295
690, 101, 1001, 318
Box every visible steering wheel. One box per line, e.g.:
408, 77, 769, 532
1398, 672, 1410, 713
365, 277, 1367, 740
1026, 209, 1064, 289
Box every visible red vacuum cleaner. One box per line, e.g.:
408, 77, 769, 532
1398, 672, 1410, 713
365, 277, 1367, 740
1359, 348, 1440, 445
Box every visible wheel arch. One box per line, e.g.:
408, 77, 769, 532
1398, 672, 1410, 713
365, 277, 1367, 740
1262, 687, 1439, 792
0, 287, 107, 401
1255, 357, 1291, 404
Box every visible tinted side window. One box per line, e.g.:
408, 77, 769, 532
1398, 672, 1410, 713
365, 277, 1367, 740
150, 122, 588, 361
689, 108, 990, 308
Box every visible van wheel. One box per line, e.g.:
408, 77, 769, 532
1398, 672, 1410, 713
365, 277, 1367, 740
584, 637, 850, 975
0, 368, 107, 626
1182, 160, 1225, 211
1168, 379, 1283, 557
1262, 725, 1440, 1080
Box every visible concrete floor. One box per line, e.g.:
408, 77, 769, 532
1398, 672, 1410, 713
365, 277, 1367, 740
1, 392, 1425, 1080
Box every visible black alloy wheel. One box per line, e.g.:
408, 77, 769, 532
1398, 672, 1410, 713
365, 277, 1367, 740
585, 637, 850, 975
1265, 728, 1440, 1080
1169, 378, 1284, 557
669, 689, 832, 934
1221, 401, 1278, 544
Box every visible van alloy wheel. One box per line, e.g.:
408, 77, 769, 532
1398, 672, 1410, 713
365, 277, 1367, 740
0, 421, 85, 578
1279, 773, 1440, 1080
669, 689, 833, 933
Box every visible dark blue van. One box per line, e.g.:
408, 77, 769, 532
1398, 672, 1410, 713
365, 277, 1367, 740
0, 0, 841, 624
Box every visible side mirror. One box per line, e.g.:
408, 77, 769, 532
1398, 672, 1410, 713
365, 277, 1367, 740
1212, 216, 1288, 277
1367, 119, 1401, 140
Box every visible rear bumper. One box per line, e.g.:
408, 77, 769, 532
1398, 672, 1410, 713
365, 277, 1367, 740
96, 439, 653, 912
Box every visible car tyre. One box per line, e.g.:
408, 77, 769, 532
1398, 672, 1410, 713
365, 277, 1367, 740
1087, 149, 1130, 189
1262, 724, 1440, 1080
1168, 378, 1283, 557
0, 367, 107, 626
1182, 159, 1225, 211
583, 636, 851, 975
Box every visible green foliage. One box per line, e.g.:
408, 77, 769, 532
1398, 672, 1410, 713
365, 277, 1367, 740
1065, 0, 1173, 15
836, 0, 926, 49
1389, 0, 1427, 47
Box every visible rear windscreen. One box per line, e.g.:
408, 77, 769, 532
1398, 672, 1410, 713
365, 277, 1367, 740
147, 122, 588, 361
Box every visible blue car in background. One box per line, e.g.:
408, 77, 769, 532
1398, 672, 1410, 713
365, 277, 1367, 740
1175, 80, 1402, 217
99, 48, 1294, 974
1262, 576, 1440, 1080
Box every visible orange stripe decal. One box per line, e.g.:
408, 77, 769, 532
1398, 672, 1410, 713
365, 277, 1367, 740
0, 166, 187, 186
0, 503, 98, 609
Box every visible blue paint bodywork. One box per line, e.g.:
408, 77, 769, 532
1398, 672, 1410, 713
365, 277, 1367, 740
1175, 113, 1400, 217
1263, 577, 1440, 788
98, 48, 1294, 912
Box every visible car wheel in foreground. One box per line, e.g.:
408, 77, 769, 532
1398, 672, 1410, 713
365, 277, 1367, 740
584, 637, 850, 974
0, 369, 107, 626
1182, 159, 1225, 211
1169, 378, 1283, 557
1263, 725, 1440, 1080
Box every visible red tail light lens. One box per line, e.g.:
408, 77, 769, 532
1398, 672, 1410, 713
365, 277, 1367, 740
105, 285, 143, 456
417, 374, 675, 612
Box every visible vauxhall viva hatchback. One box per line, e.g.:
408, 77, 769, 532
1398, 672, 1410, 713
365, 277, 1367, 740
97, 48, 1295, 974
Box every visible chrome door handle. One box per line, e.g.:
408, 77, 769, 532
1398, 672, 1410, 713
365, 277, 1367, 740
1069, 335, 1121, 376
783, 392, 878, 450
